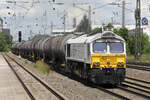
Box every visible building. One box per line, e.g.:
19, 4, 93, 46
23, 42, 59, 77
2, 29, 10, 35
0, 18, 10, 35
0, 18, 3, 33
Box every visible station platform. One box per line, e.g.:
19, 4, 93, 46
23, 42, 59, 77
0, 54, 30, 100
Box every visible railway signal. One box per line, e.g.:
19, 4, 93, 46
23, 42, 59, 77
18, 31, 22, 42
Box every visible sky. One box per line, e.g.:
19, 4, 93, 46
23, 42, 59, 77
0, 0, 150, 40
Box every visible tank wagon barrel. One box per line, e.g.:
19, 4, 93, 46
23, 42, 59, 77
49, 34, 75, 65
19, 41, 32, 58
12, 42, 24, 55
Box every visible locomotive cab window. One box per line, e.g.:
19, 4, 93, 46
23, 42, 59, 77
93, 42, 107, 53
110, 42, 124, 53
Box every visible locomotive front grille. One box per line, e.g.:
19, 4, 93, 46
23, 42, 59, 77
100, 56, 117, 65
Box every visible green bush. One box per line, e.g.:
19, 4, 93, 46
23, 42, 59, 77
141, 33, 150, 54
34, 60, 51, 74
0, 32, 12, 52
92, 28, 102, 34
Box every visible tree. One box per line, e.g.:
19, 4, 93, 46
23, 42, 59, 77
92, 27, 102, 34
31, 34, 49, 40
113, 28, 150, 55
75, 15, 91, 33
0, 32, 12, 52
106, 23, 114, 29
141, 33, 150, 54
118, 28, 129, 41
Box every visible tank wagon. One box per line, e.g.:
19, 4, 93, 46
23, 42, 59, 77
11, 31, 126, 85
11, 42, 24, 55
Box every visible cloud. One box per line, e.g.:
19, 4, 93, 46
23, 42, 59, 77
0, 8, 14, 15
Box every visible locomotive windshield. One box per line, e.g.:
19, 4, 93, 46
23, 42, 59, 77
93, 42, 107, 53
110, 42, 124, 53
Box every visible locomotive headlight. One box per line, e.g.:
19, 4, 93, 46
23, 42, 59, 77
93, 62, 100, 68
117, 62, 124, 67
121, 62, 124, 66
117, 62, 121, 66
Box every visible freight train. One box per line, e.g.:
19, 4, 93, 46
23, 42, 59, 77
11, 31, 126, 85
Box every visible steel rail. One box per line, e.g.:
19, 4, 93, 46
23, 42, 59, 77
126, 77, 150, 85
118, 86, 150, 99
122, 83, 150, 94
127, 65, 150, 71
5, 53, 68, 100
2, 54, 36, 100
95, 86, 130, 100
124, 81, 150, 90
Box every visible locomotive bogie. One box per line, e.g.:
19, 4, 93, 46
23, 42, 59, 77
89, 68, 125, 84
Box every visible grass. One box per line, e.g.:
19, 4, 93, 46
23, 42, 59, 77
34, 60, 51, 74
24, 60, 28, 64
127, 54, 150, 63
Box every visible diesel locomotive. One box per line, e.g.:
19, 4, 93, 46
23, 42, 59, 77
11, 31, 126, 85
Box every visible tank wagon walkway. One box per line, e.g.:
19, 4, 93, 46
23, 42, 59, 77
0, 54, 30, 100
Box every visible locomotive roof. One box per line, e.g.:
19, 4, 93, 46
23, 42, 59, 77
67, 31, 125, 44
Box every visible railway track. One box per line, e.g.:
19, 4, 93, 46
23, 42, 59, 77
6, 53, 150, 100
3, 53, 68, 100
97, 80, 150, 100
95, 85, 130, 100
123, 77, 150, 99
127, 62, 150, 66
6, 53, 131, 100
124, 81, 150, 90
118, 85, 150, 99
126, 77, 150, 85
3, 54, 35, 100
95, 82, 150, 100
127, 64, 150, 71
